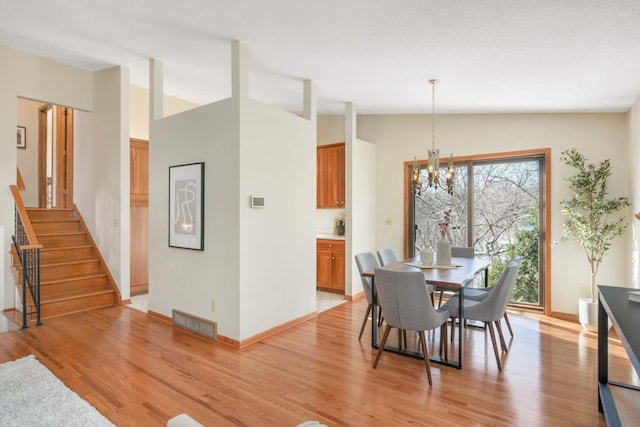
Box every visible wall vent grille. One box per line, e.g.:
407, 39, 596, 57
172, 309, 217, 340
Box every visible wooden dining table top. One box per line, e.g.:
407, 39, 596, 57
362, 256, 491, 290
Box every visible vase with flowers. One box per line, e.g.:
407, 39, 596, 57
436, 209, 452, 265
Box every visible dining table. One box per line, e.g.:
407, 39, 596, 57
361, 256, 491, 369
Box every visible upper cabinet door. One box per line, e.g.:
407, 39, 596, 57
317, 143, 345, 209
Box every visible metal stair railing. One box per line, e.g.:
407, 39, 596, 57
10, 185, 43, 328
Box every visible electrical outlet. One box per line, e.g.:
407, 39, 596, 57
210, 299, 216, 312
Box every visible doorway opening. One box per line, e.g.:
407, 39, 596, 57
38, 104, 73, 209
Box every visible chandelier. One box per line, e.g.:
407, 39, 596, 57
412, 79, 454, 196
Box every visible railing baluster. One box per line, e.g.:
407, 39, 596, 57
10, 185, 42, 328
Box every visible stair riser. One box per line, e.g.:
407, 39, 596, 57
40, 261, 101, 281
26, 209, 76, 222
32, 221, 82, 234
40, 276, 109, 298
40, 247, 94, 263
29, 292, 116, 319
38, 234, 87, 247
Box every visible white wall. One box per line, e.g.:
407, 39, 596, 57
629, 97, 640, 289
348, 137, 376, 297
0, 45, 93, 310
75, 66, 131, 300
16, 98, 42, 207
238, 99, 316, 339
318, 113, 630, 315
130, 84, 201, 140
149, 42, 316, 342
149, 99, 242, 338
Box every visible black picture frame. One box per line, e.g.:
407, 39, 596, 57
17, 126, 26, 148
169, 162, 205, 250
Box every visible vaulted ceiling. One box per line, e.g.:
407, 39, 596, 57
2, 0, 640, 114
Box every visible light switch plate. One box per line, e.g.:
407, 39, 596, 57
250, 195, 265, 208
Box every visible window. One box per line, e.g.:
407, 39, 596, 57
406, 149, 549, 310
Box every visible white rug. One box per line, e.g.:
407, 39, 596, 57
0, 355, 114, 427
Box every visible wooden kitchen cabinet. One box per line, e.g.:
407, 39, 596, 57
316, 239, 345, 293
317, 143, 345, 209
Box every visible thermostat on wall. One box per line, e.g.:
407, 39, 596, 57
250, 195, 265, 208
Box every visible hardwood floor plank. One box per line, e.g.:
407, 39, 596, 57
0, 300, 632, 426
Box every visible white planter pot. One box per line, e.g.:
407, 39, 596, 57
578, 297, 611, 332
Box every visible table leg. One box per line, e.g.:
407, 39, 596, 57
597, 292, 607, 412
371, 276, 378, 348
458, 286, 464, 369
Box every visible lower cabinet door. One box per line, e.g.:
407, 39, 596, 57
316, 249, 332, 289
331, 251, 345, 291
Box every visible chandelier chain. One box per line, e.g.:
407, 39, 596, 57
431, 79, 436, 151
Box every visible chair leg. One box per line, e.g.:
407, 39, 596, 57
503, 311, 514, 337
450, 317, 456, 342
495, 320, 508, 353
358, 303, 373, 341
437, 291, 444, 308
486, 322, 502, 372
377, 306, 384, 327
441, 322, 448, 361
373, 325, 392, 369
418, 331, 433, 386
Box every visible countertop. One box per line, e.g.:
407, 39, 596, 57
316, 234, 345, 241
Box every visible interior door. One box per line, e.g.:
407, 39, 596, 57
130, 138, 149, 296
38, 105, 73, 208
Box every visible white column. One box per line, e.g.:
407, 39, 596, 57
149, 59, 163, 121
231, 40, 249, 101
303, 79, 316, 122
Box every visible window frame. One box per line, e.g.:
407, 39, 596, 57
403, 148, 551, 314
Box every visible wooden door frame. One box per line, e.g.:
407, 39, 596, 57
38, 105, 73, 208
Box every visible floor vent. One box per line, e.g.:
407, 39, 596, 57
172, 309, 217, 340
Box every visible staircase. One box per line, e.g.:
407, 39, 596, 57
13, 207, 120, 321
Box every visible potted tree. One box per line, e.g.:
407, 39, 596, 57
560, 148, 630, 331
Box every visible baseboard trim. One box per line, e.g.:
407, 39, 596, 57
347, 291, 364, 302
234, 311, 318, 349
147, 309, 318, 350
549, 311, 579, 323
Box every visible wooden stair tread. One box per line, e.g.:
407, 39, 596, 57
29, 218, 80, 223
41, 272, 107, 286
40, 245, 93, 252
37, 231, 85, 236
40, 258, 99, 267
39, 288, 115, 304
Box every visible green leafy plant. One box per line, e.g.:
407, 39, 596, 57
560, 148, 630, 302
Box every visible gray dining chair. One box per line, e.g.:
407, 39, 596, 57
436, 246, 475, 307
441, 257, 521, 371
376, 248, 398, 267
463, 256, 523, 337
355, 252, 383, 340
372, 268, 449, 386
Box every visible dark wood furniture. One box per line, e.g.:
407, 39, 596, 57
316, 239, 345, 293
316, 143, 345, 209
598, 285, 640, 426
362, 256, 491, 369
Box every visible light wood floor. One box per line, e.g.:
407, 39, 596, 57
0, 299, 636, 426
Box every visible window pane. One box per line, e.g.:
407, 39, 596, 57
472, 160, 540, 305
414, 165, 468, 251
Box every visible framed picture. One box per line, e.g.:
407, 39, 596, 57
17, 126, 26, 148
169, 162, 205, 250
